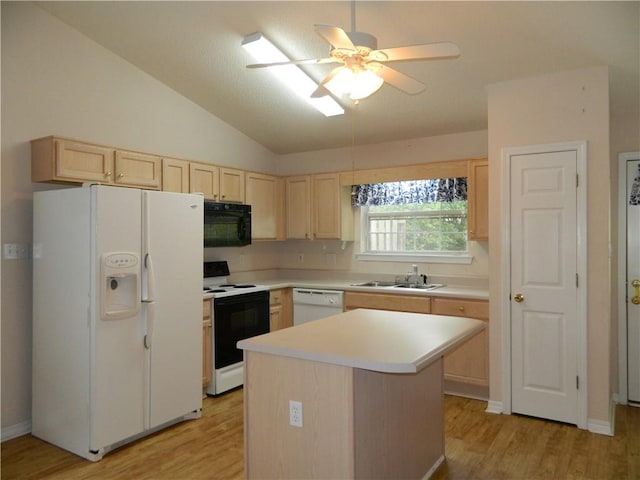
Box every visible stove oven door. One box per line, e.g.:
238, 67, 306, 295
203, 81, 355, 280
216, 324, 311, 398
213, 291, 269, 370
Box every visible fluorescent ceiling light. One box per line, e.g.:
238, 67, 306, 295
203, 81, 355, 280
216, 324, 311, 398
242, 32, 344, 117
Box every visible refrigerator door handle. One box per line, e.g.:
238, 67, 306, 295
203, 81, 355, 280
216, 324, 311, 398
143, 300, 155, 349
142, 253, 156, 349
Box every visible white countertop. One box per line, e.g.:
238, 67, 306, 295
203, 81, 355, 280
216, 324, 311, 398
238, 308, 485, 374
255, 278, 488, 300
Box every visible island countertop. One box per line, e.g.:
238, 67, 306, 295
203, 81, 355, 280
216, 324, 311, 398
238, 308, 485, 374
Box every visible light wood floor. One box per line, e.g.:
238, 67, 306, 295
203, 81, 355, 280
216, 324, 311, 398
2, 389, 639, 479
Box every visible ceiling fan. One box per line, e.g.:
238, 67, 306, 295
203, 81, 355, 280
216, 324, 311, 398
246, 2, 461, 101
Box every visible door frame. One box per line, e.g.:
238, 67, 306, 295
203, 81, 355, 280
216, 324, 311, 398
617, 151, 640, 405
500, 141, 588, 429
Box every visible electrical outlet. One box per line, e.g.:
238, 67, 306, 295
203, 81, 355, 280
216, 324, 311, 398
3, 243, 29, 260
289, 400, 303, 427
297, 253, 304, 263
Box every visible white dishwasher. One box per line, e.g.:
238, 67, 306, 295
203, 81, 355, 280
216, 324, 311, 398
293, 288, 344, 325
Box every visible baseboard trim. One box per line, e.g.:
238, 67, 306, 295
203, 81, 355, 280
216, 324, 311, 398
588, 399, 615, 436
1, 420, 31, 442
485, 400, 503, 414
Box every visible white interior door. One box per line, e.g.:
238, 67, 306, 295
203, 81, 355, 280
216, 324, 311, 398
626, 159, 640, 403
510, 149, 579, 424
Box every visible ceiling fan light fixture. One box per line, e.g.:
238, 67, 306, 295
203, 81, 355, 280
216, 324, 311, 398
324, 65, 384, 100
242, 32, 344, 117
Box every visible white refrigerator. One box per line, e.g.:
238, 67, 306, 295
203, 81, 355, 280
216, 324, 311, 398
32, 184, 204, 461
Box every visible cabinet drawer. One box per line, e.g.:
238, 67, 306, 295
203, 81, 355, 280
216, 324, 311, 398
202, 299, 212, 320
344, 292, 431, 314
432, 297, 488, 319
270, 289, 283, 306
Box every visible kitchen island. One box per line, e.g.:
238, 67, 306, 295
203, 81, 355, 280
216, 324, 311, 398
238, 308, 485, 479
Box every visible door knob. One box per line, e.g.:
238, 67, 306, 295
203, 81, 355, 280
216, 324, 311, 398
513, 293, 524, 303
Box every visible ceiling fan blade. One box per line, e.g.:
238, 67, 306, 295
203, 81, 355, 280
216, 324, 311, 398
314, 24, 356, 51
372, 42, 460, 62
247, 57, 339, 69
370, 63, 426, 95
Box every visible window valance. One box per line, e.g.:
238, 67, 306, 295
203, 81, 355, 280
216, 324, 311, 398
351, 178, 467, 207
630, 164, 640, 205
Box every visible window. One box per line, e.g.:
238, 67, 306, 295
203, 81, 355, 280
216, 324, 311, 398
352, 178, 468, 256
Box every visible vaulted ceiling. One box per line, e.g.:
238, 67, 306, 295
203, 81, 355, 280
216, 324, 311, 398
37, 1, 639, 154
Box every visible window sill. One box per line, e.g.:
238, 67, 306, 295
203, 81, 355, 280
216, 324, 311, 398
355, 253, 473, 265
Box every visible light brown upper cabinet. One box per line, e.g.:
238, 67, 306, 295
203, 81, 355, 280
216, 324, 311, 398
285, 175, 312, 239
467, 159, 488, 241
286, 173, 354, 241
312, 173, 354, 241
189, 162, 245, 203
219, 167, 245, 203
31, 136, 159, 190
114, 150, 162, 189
189, 162, 219, 200
162, 158, 190, 193
246, 172, 285, 240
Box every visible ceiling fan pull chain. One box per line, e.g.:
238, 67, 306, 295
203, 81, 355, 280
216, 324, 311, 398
351, 0, 356, 32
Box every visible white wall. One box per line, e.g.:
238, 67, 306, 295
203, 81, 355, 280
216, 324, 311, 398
0, 2, 276, 434
487, 66, 612, 426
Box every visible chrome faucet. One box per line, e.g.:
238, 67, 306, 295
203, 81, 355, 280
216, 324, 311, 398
397, 265, 427, 286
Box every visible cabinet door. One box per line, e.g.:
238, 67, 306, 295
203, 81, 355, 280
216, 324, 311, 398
286, 176, 311, 239
313, 173, 342, 240
190, 162, 219, 200
246, 172, 284, 240
468, 159, 489, 241
114, 150, 162, 189
202, 300, 212, 388
219, 167, 245, 203
162, 158, 189, 193
432, 297, 489, 386
32, 137, 115, 183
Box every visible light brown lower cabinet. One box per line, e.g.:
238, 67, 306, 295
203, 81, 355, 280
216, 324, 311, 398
269, 288, 292, 331
343, 291, 431, 313
343, 291, 488, 389
431, 297, 489, 387
202, 300, 212, 390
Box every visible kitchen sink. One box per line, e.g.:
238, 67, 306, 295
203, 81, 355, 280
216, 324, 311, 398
393, 283, 445, 290
351, 281, 445, 291
351, 281, 400, 287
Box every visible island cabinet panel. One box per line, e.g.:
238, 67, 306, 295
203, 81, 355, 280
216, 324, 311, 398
244, 352, 356, 479
244, 351, 444, 479
343, 291, 431, 313
432, 297, 489, 388
354, 361, 444, 479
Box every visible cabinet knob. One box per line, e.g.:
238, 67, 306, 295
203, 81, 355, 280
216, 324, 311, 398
458, 306, 465, 312
104, 171, 112, 177
221, 195, 226, 199
118, 172, 124, 178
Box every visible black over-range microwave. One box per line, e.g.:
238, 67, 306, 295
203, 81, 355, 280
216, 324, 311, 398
203, 202, 251, 247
